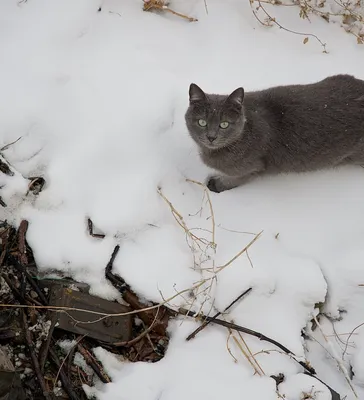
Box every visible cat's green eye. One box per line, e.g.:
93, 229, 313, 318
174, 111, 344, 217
198, 119, 207, 127
220, 121, 229, 129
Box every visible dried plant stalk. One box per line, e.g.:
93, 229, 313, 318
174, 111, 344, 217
143, 0, 198, 22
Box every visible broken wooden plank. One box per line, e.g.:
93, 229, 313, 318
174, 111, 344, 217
49, 286, 132, 343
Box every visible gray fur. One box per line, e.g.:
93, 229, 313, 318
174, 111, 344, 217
185, 74, 364, 193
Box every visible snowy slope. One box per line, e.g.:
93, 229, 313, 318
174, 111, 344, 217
1, 0, 364, 399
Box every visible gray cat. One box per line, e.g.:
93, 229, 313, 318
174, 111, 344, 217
184, 74, 364, 193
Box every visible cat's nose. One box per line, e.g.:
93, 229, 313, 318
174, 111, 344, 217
207, 135, 216, 143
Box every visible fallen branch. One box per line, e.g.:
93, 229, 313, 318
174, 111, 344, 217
39, 320, 55, 373
9, 255, 48, 306
22, 310, 53, 400
77, 343, 111, 384
49, 347, 80, 400
0, 227, 12, 266
180, 307, 315, 373
17, 220, 29, 266
105, 245, 170, 336
1, 273, 28, 305
180, 308, 342, 398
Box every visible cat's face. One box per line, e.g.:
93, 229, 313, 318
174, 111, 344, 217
185, 84, 245, 150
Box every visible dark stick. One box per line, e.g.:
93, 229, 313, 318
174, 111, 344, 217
1, 274, 27, 304
10, 256, 48, 305
303, 372, 340, 400
22, 311, 53, 400
123, 290, 168, 336
18, 220, 29, 265
48, 347, 80, 400
180, 307, 341, 398
179, 307, 315, 374
105, 245, 126, 291
0, 247, 7, 266
105, 245, 121, 273
0, 227, 10, 266
77, 343, 111, 383
104, 246, 170, 337
186, 288, 252, 341
0, 156, 14, 176
19, 273, 26, 302
0, 196, 7, 207
24, 270, 48, 305
39, 319, 56, 373
0, 329, 16, 341
87, 218, 105, 239
67, 344, 77, 379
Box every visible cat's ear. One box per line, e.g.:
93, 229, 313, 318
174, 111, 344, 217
189, 83, 207, 103
226, 87, 244, 107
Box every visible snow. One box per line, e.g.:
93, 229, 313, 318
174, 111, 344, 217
279, 373, 331, 400
1, 0, 364, 399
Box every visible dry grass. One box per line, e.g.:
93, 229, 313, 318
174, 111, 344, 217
158, 180, 265, 374
142, 0, 198, 22
313, 315, 358, 398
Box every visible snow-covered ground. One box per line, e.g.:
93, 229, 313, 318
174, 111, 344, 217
1, 0, 364, 399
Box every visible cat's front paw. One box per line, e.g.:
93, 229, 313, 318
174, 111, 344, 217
206, 174, 245, 193
207, 176, 225, 193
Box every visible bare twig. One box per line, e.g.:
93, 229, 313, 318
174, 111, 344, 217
203, 0, 208, 14
158, 187, 209, 249
343, 321, 364, 359
180, 307, 316, 374
250, 0, 328, 52
0, 136, 22, 151
186, 178, 216, 249
313, 315, 358, 398
186, 288, 252, 340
